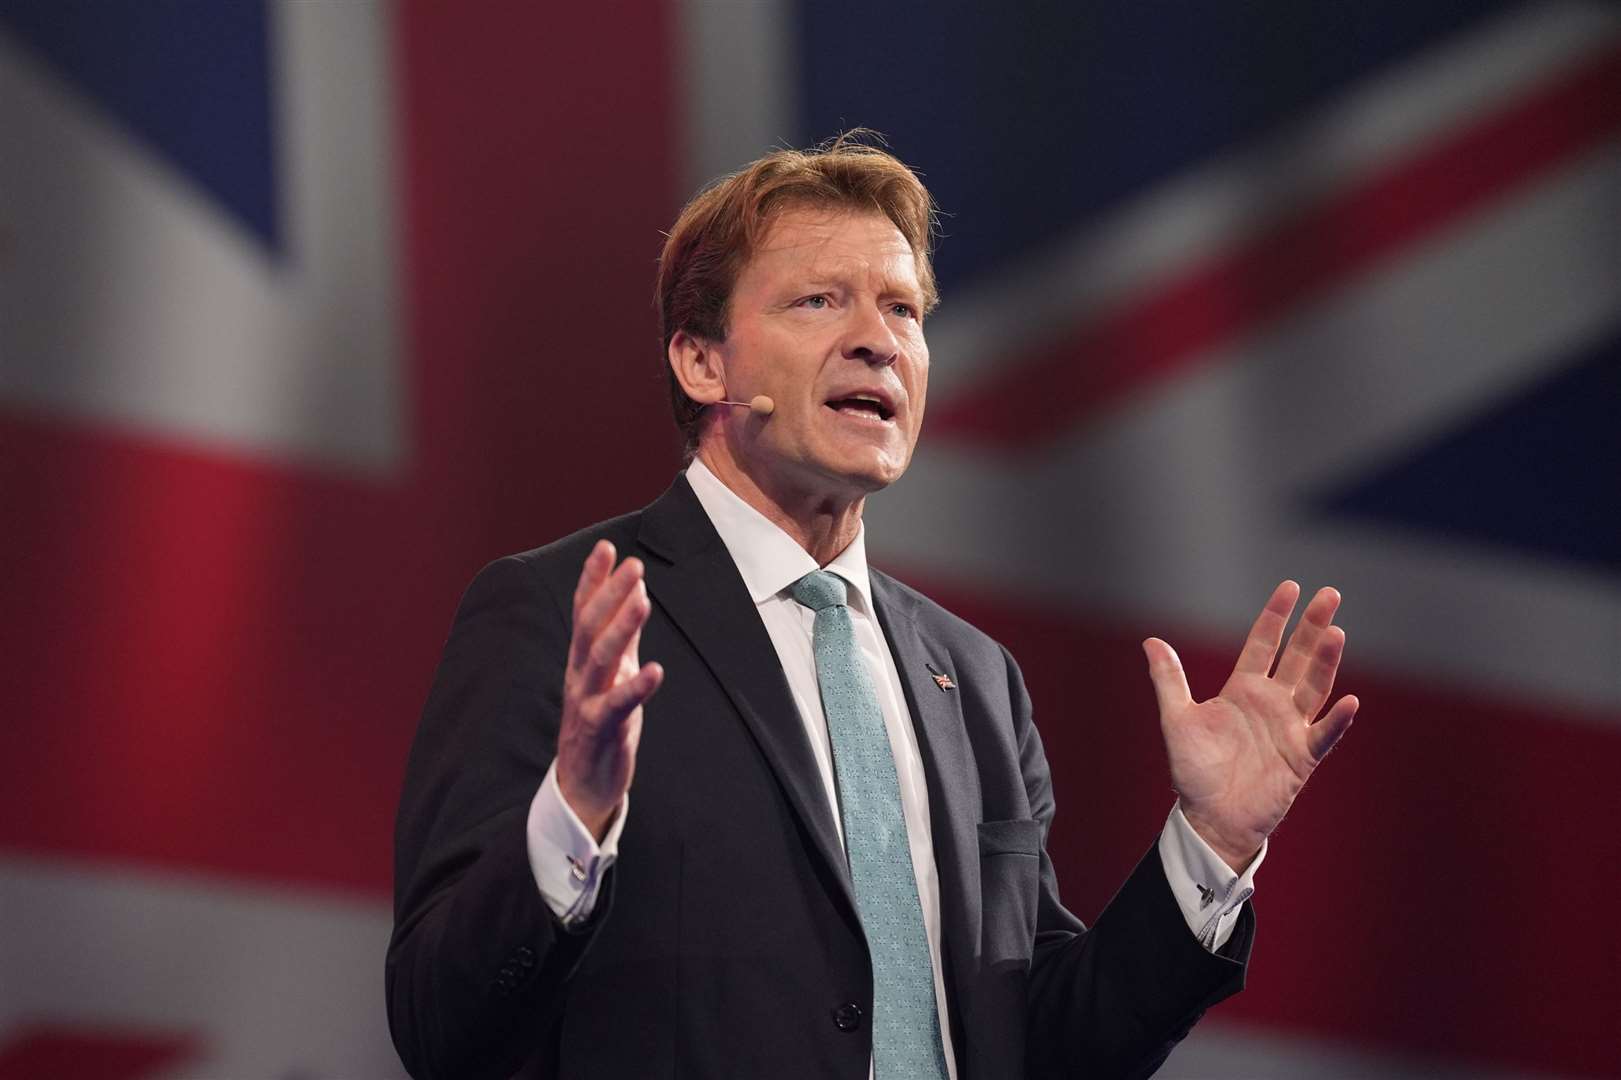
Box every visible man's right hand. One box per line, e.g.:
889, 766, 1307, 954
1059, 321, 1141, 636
556, 540, 664, 842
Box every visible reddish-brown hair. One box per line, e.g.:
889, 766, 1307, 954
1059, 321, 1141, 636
656, 131, 940, 455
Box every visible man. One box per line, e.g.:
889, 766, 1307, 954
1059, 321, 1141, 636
387, 134, 1357, 1079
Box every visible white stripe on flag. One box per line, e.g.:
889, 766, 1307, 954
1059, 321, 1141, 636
1169, 1019, 1577, 1079
0, 855, 401, 1078
0, 2, 404, 472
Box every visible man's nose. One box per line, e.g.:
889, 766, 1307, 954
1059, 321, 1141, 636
842, 304, 900, 366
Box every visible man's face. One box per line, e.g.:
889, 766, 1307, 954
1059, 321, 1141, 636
710, 207, 929, 503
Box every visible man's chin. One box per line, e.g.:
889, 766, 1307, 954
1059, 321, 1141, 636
736, 439, 914, 506
816, 453, 909, 497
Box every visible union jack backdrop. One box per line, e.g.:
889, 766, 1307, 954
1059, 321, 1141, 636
1, 2, 1615, 1076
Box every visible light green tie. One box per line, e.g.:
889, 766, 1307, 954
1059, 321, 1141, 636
790, 570, 949, 1080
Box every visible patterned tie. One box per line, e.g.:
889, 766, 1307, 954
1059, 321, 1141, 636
790, 570, 949, 1080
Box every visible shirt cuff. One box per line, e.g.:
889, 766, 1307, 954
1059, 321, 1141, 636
526, 761, 626, 927
1157, 802, 1264, 952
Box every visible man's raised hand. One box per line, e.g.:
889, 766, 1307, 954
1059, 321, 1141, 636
1143, 581, 1359, 871
556, 540, 664, 842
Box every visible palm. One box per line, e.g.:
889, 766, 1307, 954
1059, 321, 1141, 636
1145, 582, 1358, 866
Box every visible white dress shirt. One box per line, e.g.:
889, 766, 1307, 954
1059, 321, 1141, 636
527, 458, 1262, 1072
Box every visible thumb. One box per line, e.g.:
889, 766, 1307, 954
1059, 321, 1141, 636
1142, 638, 1193, 717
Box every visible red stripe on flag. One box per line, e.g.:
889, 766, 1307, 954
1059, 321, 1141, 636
927, 41, 1621, 448
908, 574, 1620, 1077
0, 1026, 195, 1080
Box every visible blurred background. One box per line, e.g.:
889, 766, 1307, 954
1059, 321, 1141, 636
1, 1, 1616, 1076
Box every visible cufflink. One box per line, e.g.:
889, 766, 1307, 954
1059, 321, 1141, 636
566, 854, 588, 883
1196, 883, 1215, 909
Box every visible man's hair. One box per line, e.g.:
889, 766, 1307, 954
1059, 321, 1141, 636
656, 130, 940, 457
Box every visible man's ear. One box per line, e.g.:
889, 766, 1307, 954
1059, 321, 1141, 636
668, 330, 726, 406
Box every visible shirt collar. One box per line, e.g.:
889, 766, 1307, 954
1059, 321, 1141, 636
684, 457, 874, 614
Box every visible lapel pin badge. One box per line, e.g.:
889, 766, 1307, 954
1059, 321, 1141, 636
925, 662, 956, 692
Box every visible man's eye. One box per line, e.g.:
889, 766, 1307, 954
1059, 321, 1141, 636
799, 295, 829, 309
891, 303, 917, 319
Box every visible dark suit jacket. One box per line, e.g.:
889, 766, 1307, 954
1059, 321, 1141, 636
387, 475, 1251, 1079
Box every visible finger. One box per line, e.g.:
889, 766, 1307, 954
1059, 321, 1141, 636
1142, 638, 1194, 716
570, 556, 645, 671
1292, 624, 1345, 720
622, 612, 646, 676
1231, 581, 1300, 677
1306, 694, 1358, 761
598, 661, 665, 726
571, 540, 615, 621
1274, 586, 1341, 687
581, 578, 651, 693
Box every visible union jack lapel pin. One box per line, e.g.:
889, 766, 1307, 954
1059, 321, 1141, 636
926, 662, 956, 691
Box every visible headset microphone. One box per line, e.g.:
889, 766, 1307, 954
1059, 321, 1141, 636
715, 395, 775, 417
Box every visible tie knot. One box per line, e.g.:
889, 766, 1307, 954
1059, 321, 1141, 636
789, 569, 848, 612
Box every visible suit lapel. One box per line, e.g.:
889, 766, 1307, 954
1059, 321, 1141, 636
637, 477, 857, 920
871, 572, 983, 1031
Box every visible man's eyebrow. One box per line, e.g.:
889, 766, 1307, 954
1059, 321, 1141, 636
781, 259, 921, 299
775, 278, 837, 299
880, 278, 925, 303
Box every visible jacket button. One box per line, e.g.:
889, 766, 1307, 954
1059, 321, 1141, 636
832, 1002, 863, 1032
514, 946, 536, 969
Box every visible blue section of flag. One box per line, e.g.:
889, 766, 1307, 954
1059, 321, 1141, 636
794, 0, 1516, 296
1316, 328, 1621, 570
0, 0, 279, 252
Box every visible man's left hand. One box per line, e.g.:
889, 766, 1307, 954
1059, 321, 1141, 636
1143, 581, 1359, 872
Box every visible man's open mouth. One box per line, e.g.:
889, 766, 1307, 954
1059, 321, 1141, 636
825, 394, 895, 421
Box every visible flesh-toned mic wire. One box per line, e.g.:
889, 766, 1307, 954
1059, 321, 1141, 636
714, 395, 775, 417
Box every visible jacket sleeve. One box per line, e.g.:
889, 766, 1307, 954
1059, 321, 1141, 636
1008, 645, 1253, 1080
385, 554, 608, 1079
